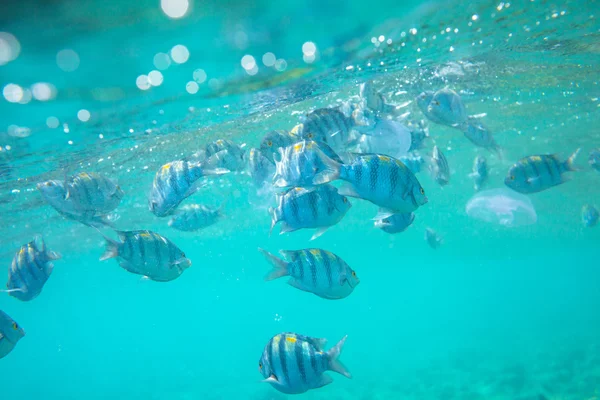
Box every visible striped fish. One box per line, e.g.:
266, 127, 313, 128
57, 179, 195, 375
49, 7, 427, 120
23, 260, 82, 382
273, 141, 341, 188
504, 149, 580, 194
247, 147, 276, 188
430, 146, 450, 186
581, 204, 599, 228
260, 130, 299, 163
66, 172, 123, 215
3, 236, 61, 302
589, 149, 600, 172
374, 212, 415, 234
407, 120, 429, 152
168, 203, 223, 232
259, 332, 351, 394
99, 230, 191, 282
418, 88, 468, 129
258, 248, 359, 299
205, 138, 245, 160
462, 118, 501, 155
425, 228, 443, 249
320, 153, 428, 214
269, 185, 351, 240
0, 310, 25, 359
148, 160, 229, 217
469, 155, 488, 192
399, 152, 425, 174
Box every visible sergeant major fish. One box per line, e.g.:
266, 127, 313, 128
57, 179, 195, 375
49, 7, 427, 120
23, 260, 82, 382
3, 236, 61, 302
504, 149, 580, 194
417, 88, 468, 129
65, 172, 124, 215
168, 203, 223, 232
319, 153, 428, 214
269, 185, 351, 240
259, 332, 351, 394
374, 212, 415, 234
273, 141, 341, 188
425, 228, 443, 249
247, 147, 276, 188
0, 310, 25, 359
462, 118, 501, 156
430, 146, 450, 186
469, 155, 488, 192
99, 230, 191, 282
149, 160, 229, 217
260, 130, 299, 163
258, 248, 359, 299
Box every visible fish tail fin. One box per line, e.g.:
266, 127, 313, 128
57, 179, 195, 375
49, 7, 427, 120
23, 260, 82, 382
564, 148, 581, 172
94, 226, 120, 261
258, 248, 289, 281
312, 148, 341, 185
327, 335, 352, 379
46, 250, 62, 261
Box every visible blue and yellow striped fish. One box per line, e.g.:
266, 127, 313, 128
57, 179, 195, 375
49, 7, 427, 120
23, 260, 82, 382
0, 310, 25, 359
66, 172, 123, 215
149, 160, 229, 217
247, 147, 276, 188
504, 149, 580, 194
430, 145, 450, 186
168, 203, 223, 232
259, 248, 359, 299
259, 332, 351, 394
260, 130, 299, 163
273, 140, 341, 188
417, 88, 468, 129
4, 236, 61, 302
374, 212, 415, 234
321, 153, 428, 214
462, 118, 501, 155
100, 230, 191, 282
269, 184, 351, 240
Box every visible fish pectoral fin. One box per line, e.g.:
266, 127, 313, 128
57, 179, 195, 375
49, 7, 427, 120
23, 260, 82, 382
310, 226, 330, 241
279, 222, 297, 234
372, 208, 395, 221
314, 373, 334, 389
337, 183, 360, 198
261, 375, 279, 384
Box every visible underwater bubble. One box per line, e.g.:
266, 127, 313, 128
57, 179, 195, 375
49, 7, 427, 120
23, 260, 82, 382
262, 52, 276, 66
302, 41, 316, 56
3, 83, 23, 103
46, 117, 59, 128
77, 109, 91, 122
153, 52, 171, 70
465, 188, 537, 227
56, 49, 80, 72
0, 32, 20, 65
171, 45, 189, 64
148, 70, 164, 86
186, 81, 199, 94
193, 69, 206, 83
31, 82, 56, 101
161, 0, 189, 19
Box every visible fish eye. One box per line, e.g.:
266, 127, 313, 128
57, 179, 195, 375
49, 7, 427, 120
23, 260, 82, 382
307, 133, 313, 139
259, 362, 263, 369
12, 322, 18, 330
45, 182, 52, 186
510, 175, 515, 180
420, 187, 425, 195
433, 100, 440, 106
182, 252, 186, 258
267, 140, 272, 147
343, 197, 348, 203
351, 271, 357, 278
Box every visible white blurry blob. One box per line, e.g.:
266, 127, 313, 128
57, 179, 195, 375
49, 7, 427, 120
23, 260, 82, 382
466, 188, 537, 227
302, 41, 316, 56
274, 59, 287, 71
46, 117, 60, 128
136, 75, 151, 90
186, 81, 199, 94
241, 54, 256, 70
0, 32, 20, 65
56, 49, 80, 72
148, 70, 164, 86
18, 88, 32, 104
7, 125, 31, 138
3, 83, 23, 103
193, 69, 206, 83
171, 45, 189, 64
161, 0, 189, 18
153, 52, 171, 70
262, 52, 275, 67
31, 82, 57, 101
360, 119, 411, 158
77, 109, 91, 122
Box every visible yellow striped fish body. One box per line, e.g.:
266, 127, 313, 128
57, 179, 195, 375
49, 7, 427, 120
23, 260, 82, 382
259, 248, 359, 299
462, 119, 501, 155
260, 130, 299, 163
504, 150, 579, 194
6, 236, 61, 302
297, 108, 357, 153
0, 310, 25, 359
247, 147, 275, 188
149, 160, 228, 217
338, 154, 428, 213
273, 141, 341, 188
259, 332, 350, 394
168, 204, 222, 232
100, 230, 191, 282
66, 172, 123, 215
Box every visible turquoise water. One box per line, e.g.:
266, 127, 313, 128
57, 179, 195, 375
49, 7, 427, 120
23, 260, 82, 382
1, 0, 600, 398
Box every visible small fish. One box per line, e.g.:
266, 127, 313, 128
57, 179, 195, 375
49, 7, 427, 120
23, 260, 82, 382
273, 141, 341, 188
589, 149, 600, 171
374, 212, 415, 234
319, 153, 428, 214
407, 120, 429, 152
247, 147, 276, 188
260, 130, 299, 162
3, 236, 61, 302
203, 139, 246, 172
205, 138, 245, 159
66, 172, 124, 215
294, 107, 371, 153
99, 230, 191, 282
269, 185, 351, 240
399, 152, 425, 174
417, 88, 468, 129
259, 332, 351, 394
359, 81, 404, 116
504, 149, 580, 194
582, 204, 599, 227
258, 248, 359, 299
148, 160, 229, 217
462, 118, 501, 155
0, 310, 25, 359
168, 204, 223, 231
425, 228, 443, 249
429, 146, 450, 186
469, 156, 488, 191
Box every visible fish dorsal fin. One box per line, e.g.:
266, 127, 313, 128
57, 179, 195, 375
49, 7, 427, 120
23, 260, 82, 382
307, 337, 327, 351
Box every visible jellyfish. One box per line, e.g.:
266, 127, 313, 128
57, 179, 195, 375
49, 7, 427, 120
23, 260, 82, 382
465, 188, 537, 227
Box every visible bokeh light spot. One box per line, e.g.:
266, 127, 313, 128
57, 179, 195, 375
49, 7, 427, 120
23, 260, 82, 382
56, 49, 80, 72
171, 45, 189, 64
